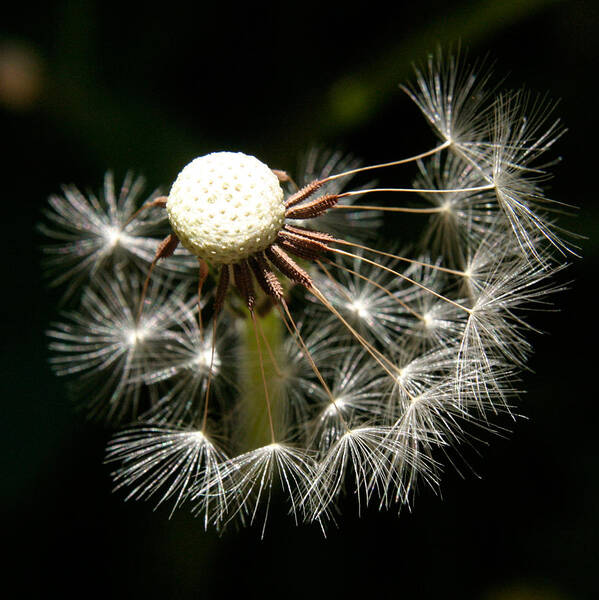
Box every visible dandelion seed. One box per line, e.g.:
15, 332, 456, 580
485, 91, 573, 259
308, 426, 418, 519
454, 232, 565, 411
140, 308, 238, 425
386, 368, 476, 504
401, 47, 495, 148
106, 425, 229, 524
39, 172, 195, 300
397, 259, 465, 350
198, 443, 317, 536
310, 251, 410, 346
415, 152, 497, 266
276, 320, 343, 428
310, 350, 388, 454
404, 49, 576, 263
47, 270, 190, 421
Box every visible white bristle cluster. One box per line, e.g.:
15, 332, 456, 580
166, 152, 285, 263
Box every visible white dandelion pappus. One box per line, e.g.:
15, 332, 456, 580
414, 152, 498, 266
395, 258, 466, 350
140, 307, 238, 426
39, 171, 196, 300
404, 48, 576, 264
310, 349, 389, 454
310, 249, 413, 347
384, 360, 487, 505
401, 47, 495, 148
276, 319, 345, 429
485, 91, 572, 259
196, 442, 318, 536
306, 425, 425, 520
106, 425, 229, 524
456, 239, 566, 411
47, 269, 191, 422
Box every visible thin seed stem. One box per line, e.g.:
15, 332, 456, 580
321, 141, 450, 183
328, 247, 472, 315
317, 258, 424, 320
334, 205, 446, 214
201, 318, 218, 432
314, 260, 356, 306
197, 259, 209, 337
338, 183, 495, 197
276, 300, 350, 429
124, 196, 168, 226
332, 239, 467, 277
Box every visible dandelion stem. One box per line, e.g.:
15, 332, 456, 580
239, 310, 282, 449
254, 315, 286, 379
250, 311, 276, 444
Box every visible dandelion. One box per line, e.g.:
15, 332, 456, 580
42, 48, 575, 534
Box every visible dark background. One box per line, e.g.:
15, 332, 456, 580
2, 1, 597, 598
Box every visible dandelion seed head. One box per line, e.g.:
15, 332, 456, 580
41, 48, 575, 533
166, 152, 286, 263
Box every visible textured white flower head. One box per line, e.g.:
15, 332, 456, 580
166, 152, 286, 263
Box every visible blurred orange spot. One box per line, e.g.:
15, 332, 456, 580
0, 41, 43, 110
